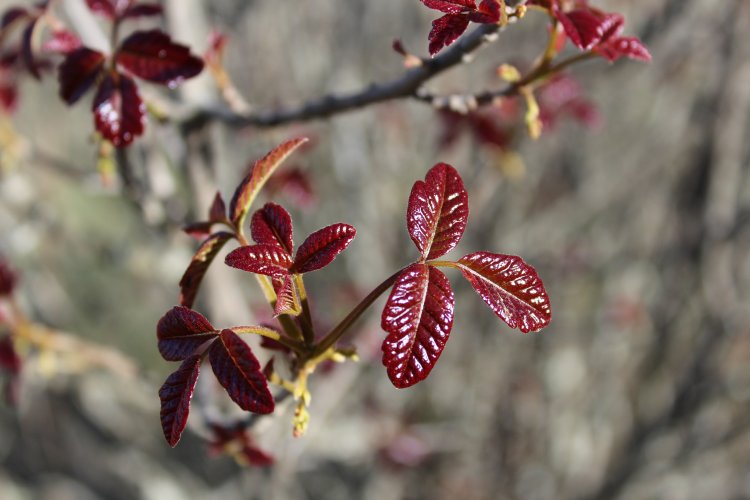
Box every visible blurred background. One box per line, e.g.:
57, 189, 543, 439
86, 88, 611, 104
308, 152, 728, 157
1, 0, 750, 499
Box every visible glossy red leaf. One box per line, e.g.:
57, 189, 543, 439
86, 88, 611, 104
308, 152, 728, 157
179, 231, 233, 308
43, 29, 82, 54
209, 329, 274, 414
407, 163, 469, 260
469, 0, 502, 23
225, 244, 293, 278
122, 3, 163, 18
381, 263, 455, 388
457, 252, 551, 333
595, 36, 652, 63
251, 202, 294, 254
229, 137, 309, 229
116, 30, 203, 86
428, 14, 470, 56
92, 71, 145, 147
159, 354, 201, 447
0, 257, 17, 296
157, 306, 218, 361
57, 47, 105, 104
420, 0, 476, 14
557, 9, 607, 50
291, 223, 356, 274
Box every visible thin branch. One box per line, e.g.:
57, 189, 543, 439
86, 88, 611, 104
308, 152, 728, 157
179, 23, 504, 131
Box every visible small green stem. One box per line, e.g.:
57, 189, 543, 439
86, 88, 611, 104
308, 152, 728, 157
427, 260, 459, 269
293, 274, 316, 345
311, 268, 404, 358
232, 325, 306, 353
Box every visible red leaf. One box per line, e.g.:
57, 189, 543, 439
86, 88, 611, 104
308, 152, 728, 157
0, 256, 17, 296
595, 36, 652, 63
209, 330, 274, 414
92, 70, 145, 147
182, 221, 214, 240
229, 137, 309, 229
0, 335, 21, 374
457, 252, 551, 333
225, 244, 293, 278
122, 3, 163, 18
420, 0, 476, 14
557, 9, 607, 50
291, 223, 356, 274
179, 231, 233, 308
116, 30, 204, 86
428, 14, 470, 56
407, 163, 469, 260
250, 203, 294, 254
58, 47, 105, 105
469, 0, 502, 23
159, 354, 201, 447
381, 263, 455, 388
157, 306, 218, 361
43, 29, 82, 54
85, 0, 117, 18
272, 274, 300, 316
209, 191, 227, 222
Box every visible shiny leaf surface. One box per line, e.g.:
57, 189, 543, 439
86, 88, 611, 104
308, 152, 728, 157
251, 202, 294, 254
159, 355, 201, 447
116, 30, 204, 86
225, 244, 293, 278
229, 137, 309, 228
428, 14, 470, 56
557, 9, 608, 50
92, 71, 145, 147
209, 330, 274, 413
179, 232, 233, 308
157, 306, 218, 361
58, 47, 105, 104
291, 223, 356, 274
457, 252, 551, 333
407, 163, 468, 260
420, 0, 476, 14
595, 36, 652, 62
381, 263, 455, 388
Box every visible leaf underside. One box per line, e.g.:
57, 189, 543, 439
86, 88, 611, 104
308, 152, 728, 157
407, 162, 469, 260
209, 330, 274, 414
381, 263, 455, 388
159, 354, 201, 447
457, 252, 551, 333
179, 232, 233, 309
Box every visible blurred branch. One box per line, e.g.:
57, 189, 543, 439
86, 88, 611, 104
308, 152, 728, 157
179, 23, 505, 132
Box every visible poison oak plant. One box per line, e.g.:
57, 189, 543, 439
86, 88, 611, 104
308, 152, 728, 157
157, 138, 551, 453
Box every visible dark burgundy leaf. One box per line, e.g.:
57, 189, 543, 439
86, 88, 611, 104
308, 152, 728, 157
0, 257, 17, 296
597, 12, 625, 43
42, 29, 82, 54
209, 191, 227, 222
157, 306, 218, 361
182, 221, 214, 240
116, 30, 204, 86
407, 162, 469, 260
159, 354, 201, 447
122, 3, 163, 18
457, 252, 551, 333
229, 137, 309, 228
557, 9, 607, 50
291, 223, 356, 274
428, 14, 470, 56
595, 36, 652, 63
250, 202, 294, 254
179, 231, 233, 308
260, 336, 291, 353
381, 263, 455, 388
0, 336, 21, 374
0, 82, 17, 113
209, 329, 274, 413
420, 0, 476, 14
58, 47, 105, 104
469, 0, 502, 23
225, 244, 293, 278
92, 70, 145, 147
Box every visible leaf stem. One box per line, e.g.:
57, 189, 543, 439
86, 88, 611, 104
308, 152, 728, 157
311, 268, 404, 358
293, 274, 316, 345
231, 325, 306, 353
